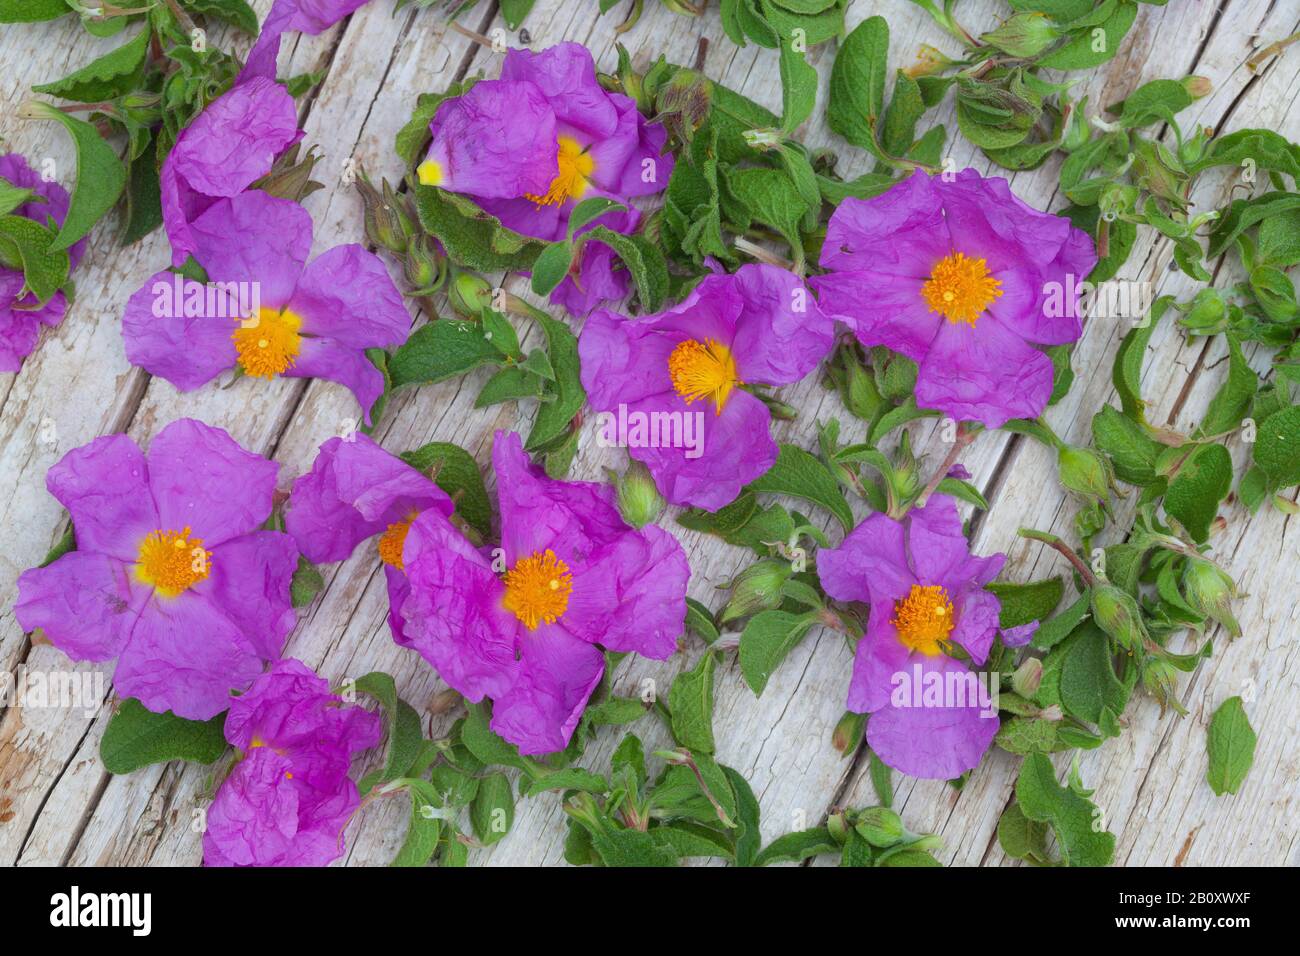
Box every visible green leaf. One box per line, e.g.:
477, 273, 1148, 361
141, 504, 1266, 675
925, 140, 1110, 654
100, 699, 227, 774
1092, 404, 1160, 484
388, 318, 503, 390
529, 240, 574, 297
462, 701, 532, 769
33, 28, 150, 102
499, 0, 536, 28
412, 184, 544, 272
725, 166, 813, 267
724, 766, 762, 866
997, 801, 1049, 864
1015, 753, 1114, 866
1253, 405, 1300, 488
39, 521, 76, 568
1032, 591, 1091, 650
25, 102, 127, 251
1058, 622, 1131, 724
525, 312, 586, 453
870, 751, 893, 807
1206, 696, 1256, 796
1196, 333, 1256, 438
987, 577, 1064, 629
391, 781, 443, 867
685, 597, 720, 644
0, 0, 69, 22
1165, 443, 1232, 542
668, 652, 716, 754
1191, 128, 1300, 184
567, 196, 626, 236
354, 672, 423, 785
522, 767, 610, 797
0, 215, 70, 304
738, 609, 820, 695
180, 0, 259, 32
1037, 0, 1136, 70
777, 35, 818, 132
754, 827, 838, 866
1113, 296, 1172, 423
996, 716, 1064, 754
470, 772, 515, 845
289, 554, 324, 608
577, 225, 669, 312
121, 140, 163, 245
746, 443, 854, 530
399, 440, 492, 539
827, 15, 889, 153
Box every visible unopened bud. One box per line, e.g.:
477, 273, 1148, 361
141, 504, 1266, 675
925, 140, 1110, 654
448, 272, 493, 318
854, 807, 905, 847
719, 559, 791, 624
1058, 445, 1111, 501
831, 710, 866, 756
403, 233, 443, 291
1011, 657, 1043, 698
357, 176, 408, 254
1090, 583, 1148, 653
980, 13, 1060, 58
610, 460, 664, 530
1182, 555, 1241, 638
1142, 660, 1186, 715
1181, 75, 1212, 99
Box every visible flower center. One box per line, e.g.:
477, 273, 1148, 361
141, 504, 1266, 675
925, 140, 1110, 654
668, 338, 741, 414
525, 136, 593, 207
502, 549, 572, 630
377, 511, 419, 570
892, 584, 955, 656
921, 252, 1003, 325
232, 307, 302, 379
136, 527, 212, 597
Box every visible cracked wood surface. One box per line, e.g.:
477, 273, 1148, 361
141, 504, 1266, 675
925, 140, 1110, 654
1, 0, 1296, 866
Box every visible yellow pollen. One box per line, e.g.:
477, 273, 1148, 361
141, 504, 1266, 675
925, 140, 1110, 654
502, 549, 573, 630
668, 338, 741, 415
417, 159, 443, 186
525, 136, 594, 207
921, 252, 1003, 325
135, 526, 212, 597
892, 584, 955, 656
232, 307, 302, 379
377, 511, 419, 570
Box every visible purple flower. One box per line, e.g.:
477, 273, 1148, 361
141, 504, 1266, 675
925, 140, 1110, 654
123, 190, 410, 423
817, 495, 1035, 780
418, 42, 672, 313
399, 431, 689, 755
579, 263, 836, 511
203, 658, 383, 867
14, 419, 299, 720
810, 169, 1096, 429
160, 76, 301, 267
0, 152, 86, 371
284, 432, 454, 642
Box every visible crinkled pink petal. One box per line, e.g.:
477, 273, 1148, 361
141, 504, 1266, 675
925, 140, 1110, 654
195, 531, 299, 661
188, 191, 311, 306
121, 271, 240, 390
285, 244, 410, 348
44, 432, 157, 561
14, 553, 146, 661
490, 625, 605, 755
810, 270, 941, 363
284, 336, 386, 426
728, 263, 836, 385
817, 510, 915, 607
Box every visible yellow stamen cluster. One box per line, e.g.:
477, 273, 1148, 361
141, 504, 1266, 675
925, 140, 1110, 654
136, 526, 211, 597
232, 307, 303, 379
667, 338, 741, 415
921, 252, 1003, 326
526, 136, 593, 207
892, 584, 955, 656
502, 549, 573, 630
377, 512, 419, 571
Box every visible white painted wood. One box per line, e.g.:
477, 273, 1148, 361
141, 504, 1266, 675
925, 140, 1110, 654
0, 0, 1295, 866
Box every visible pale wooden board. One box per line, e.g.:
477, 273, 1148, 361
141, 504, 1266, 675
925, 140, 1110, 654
0, 0, 1296, 866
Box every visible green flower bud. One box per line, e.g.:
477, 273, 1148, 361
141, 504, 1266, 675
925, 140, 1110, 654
831, 710, 866, 755
1011, 656, 1043, 698
854, 807, 905, 847
356, 175, 408, 254
1090, 583, 1149, 653
1141, 659, 1186, 715
1181, 75, 1212, 99
1181, 555, 1241, 638
402, 233, 443, 291
827, 809, 850, 844
611, 460, 665, 530
980, 13, 1060, 58
1058, 445, 1111, 501
719, 558, 791, 625
448, 272, 494, 318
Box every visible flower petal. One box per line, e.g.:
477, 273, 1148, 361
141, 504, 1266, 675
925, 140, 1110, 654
147, 418, 278, 547
283, 337, 387, 426
188, 191, 311, 307
195, 531, 299, 661
122, 271, 239, 389
490, 626, 605, 755
728, 263, 836, 385
286, 245, 410, 348
15, 553, 146, 661
44, 432, 157, 561
819, 169, 951, 278
809, 270, 941, 363
817, 511, 915, 607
